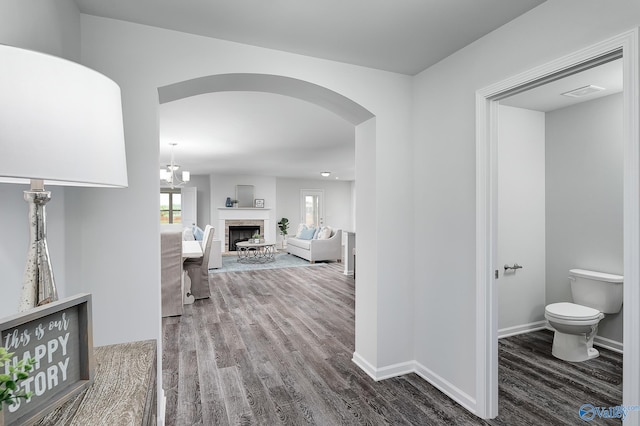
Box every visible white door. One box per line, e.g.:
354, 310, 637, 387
181, 186, 197, 227
301, 189, 325, 227
496, 105, 546, 332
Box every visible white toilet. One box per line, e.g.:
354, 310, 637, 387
544, 269, 623, 362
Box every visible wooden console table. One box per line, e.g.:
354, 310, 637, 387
33, 340, 157, 426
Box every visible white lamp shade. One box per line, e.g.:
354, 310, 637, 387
0, 44, 128, 187
159, 169, 169, 181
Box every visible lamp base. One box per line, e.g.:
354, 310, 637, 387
18, 188, 58, 311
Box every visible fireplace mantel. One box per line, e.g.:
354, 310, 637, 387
218, 207, 271, 221
218, 208, 271, 211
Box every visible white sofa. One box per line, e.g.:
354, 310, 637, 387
287, 227, 342, 263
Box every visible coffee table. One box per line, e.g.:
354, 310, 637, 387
235, 241, 277, 263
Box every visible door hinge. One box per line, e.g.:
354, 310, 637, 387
495, 270, 499, 279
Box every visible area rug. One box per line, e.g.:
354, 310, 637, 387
210, 252, 323, 273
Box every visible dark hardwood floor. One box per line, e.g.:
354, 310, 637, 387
162, 263, 622, 425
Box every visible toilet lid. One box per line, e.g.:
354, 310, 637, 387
545, 302, 601, 320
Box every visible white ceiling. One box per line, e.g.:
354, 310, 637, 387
74, 0, 545, 75
159, 92, 355, 180
75, 0, 547, 181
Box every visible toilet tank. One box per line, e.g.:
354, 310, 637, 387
569, 269, 624, 314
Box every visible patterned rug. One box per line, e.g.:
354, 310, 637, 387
210, 252, 324, 273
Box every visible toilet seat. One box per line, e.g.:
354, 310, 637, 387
545, 302, 602, 321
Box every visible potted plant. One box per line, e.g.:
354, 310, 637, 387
252, 232, 262, 243
0, 347, 35, 411
277, 218, 289, 248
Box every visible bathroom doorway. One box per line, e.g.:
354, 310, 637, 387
496, 57, 623, 343
475, 30, 639, 419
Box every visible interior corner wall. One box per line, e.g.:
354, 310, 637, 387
412, 0, 640, 409
78, 12, 413, 370
545, 93, 624, 343
354, 118, 378, 367
0, 0, 80, 316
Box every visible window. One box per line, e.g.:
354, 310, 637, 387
300, 189, 324, 227
160, 189, 182, 224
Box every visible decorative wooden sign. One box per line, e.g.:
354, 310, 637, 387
0, 294, 94, 426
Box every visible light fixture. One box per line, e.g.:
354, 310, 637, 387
320, 171, 331, 177
0, 44, 128, 311
161, 143, 190, 188
561, 85, 605, 98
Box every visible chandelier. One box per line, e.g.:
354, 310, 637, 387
160, 142, 190, 188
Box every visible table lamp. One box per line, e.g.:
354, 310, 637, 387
0, 44, 128, 311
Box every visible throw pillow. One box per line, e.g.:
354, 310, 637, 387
318, 226, 333, 240
312, 227, 322, 239
299, 227, 316, 240
192, 226, 204, 241
183, 227, 195, 241
295, 223, 306, 238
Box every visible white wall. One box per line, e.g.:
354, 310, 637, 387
78, 15, 414, 376
209, 174, 277, 238
276, 177, 353, 238
497, 106, 546, 335
0, 0, 80, 316
413, 0, 640, 411
546, 93, 624, 343
210, 174, 277, 211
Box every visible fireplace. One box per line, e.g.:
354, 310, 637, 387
229, 225, 260, 251
218, 208, 270, 252
224, 219, 264, 251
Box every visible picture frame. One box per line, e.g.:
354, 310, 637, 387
254, 199, 264, 208
0, 293, 94, 426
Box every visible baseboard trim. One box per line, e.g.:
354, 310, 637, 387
594, 335, 624, 354
351, 352, 414, 381
375, 360, 415, 381
414, 361, 477, 414
351, 352, 379, 381
353, 327, 624, 420
352, 353, 477, 414
498, 321, 547, 339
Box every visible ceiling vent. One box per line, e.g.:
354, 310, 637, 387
561, 85, 605, 98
